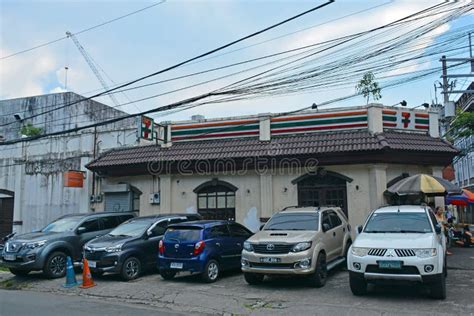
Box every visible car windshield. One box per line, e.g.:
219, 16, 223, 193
364, 212, 432, 233
42, 216, 83, 233
165, 228, 201, 242
264, 213, 319, 231
109, 220, 151, 237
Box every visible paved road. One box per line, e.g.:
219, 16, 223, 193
0, 247, 472, 315
0, 289, 187, 316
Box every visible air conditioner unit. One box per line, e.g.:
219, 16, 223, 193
89, 195, 96, 203
149, 192, 160, 205
95, 194, 103, 203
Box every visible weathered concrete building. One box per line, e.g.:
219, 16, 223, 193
0, 92, 138, 236
87, 104, 458, 232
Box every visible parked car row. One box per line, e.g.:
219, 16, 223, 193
0, 204, 447, 299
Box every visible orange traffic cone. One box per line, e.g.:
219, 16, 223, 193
80, 259, 96, 289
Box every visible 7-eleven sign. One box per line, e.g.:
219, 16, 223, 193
139, 116, 154, 140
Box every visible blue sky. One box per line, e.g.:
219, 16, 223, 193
1, 0, 472, 122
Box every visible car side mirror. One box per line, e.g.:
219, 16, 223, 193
435, 224, 442, 235
322, 223, 331, 232
357, 226, 363, 234
259, 224, 265, 231
77, 227, 86, 234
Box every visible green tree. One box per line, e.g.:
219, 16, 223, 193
20, 123, 43, 137
449, 111, 474, 139
356, 72, 382, 104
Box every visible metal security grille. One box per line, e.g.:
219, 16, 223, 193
253, 244, 294, 254
368, 248, 387, 256
104, 192, 132, 212
395, 249, 416, 257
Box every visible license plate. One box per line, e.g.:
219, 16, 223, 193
88, 261, 97, 268
170, 262, 183, 269
260, 257, 281, 264
3, 254, 16, 261
378, 260, 402, 269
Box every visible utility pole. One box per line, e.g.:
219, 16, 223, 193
441, 55, 449, 105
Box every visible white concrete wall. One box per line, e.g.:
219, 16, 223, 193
0, 128, 138, 233
97, 163, 434, 234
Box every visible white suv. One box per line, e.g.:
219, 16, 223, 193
347, 205, 447, 299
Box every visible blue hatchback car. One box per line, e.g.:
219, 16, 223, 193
158, 220, 253, 282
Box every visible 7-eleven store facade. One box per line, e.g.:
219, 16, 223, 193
87, 104, 456, 233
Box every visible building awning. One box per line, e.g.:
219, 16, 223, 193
86, 130, 458, 176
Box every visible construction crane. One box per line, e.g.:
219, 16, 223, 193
66, 31, 121, 107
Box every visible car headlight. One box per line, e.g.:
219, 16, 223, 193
105, 244, 123, 253
291, 242, 312, 252
351, 247, 370, 257
25, 240, 47, 249
414, 248, 436, 258
243, 241, 253, 252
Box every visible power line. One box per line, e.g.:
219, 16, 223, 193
0, 2, 468, 146
0, 1, 334, 128
2, 3, 467, 121
0, 1, 167, 60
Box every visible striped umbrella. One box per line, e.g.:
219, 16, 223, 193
446, 189, 474, 206
387, 174, 462, 196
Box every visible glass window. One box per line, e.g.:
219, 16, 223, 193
79, 219, 101, 233
264, 212, 319, 231
100, 216, 119, 230
217, 195, 226, 208
110, 220, 150, 237
229, 223, 252, 237
364, 212, 432, 233
150, 221, 168, 237
321, 212, 331, 230
165, 227, 202, 241
209, 225, 230, 237
328, 211, 342, 228
41, 216, 82, 233
227, 194, 235, 208
198, 196, 207, 209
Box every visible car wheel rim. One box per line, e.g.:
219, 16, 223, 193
208, 262, 218, 280
50, 256, 66, 275
126, 260, 139, 278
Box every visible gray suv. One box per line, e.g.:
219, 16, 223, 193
0, 212, 135, 278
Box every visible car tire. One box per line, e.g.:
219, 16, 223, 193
160, 270, 176, 280
349, 272, 367, 296
9, 268, 30, 276
310, 252, 327, 288
202, 259, 220, 283
121, 257, 141, 281
43, 251, 67, 279
244, 272, 264, 285
430, 273, 447, 300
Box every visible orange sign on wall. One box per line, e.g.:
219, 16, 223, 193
64, 171, 84, 188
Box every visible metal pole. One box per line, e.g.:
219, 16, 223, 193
441, 55, 449, 105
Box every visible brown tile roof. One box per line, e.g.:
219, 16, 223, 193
87, 130, 458, 171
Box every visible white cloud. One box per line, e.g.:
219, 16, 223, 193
0, 47, 57, 99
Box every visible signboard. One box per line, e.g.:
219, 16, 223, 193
64, 170, 85, 188
138, 116, 154, 141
